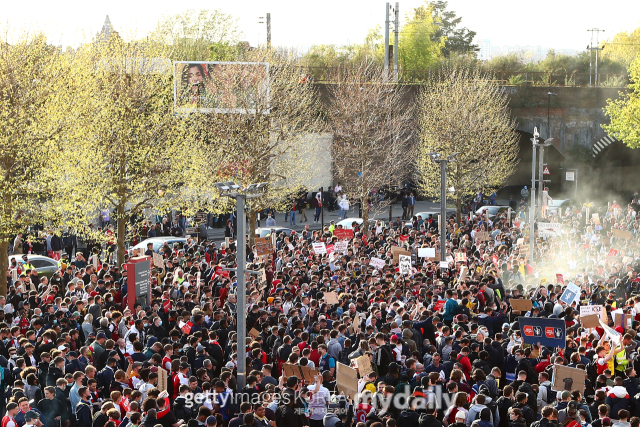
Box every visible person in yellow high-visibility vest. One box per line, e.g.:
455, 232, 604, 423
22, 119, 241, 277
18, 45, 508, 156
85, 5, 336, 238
615, 330, 633, 375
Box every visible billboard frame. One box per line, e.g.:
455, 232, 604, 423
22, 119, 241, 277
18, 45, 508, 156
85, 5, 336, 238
173, 61, 270, 114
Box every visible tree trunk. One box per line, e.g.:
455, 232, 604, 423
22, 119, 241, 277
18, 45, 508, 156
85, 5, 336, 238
117, 203, 126, 267
0, 241, 9, 296
361, 197, 369, 237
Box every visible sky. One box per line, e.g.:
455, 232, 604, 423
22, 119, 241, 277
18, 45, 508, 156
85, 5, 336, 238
1, 0, 639, 52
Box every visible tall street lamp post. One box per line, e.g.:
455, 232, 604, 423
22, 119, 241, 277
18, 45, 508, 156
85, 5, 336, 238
214, 181, 267, 389
427, 152, 459, 267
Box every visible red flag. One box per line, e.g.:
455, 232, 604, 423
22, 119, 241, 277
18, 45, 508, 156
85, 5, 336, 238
608, 248, 618, 257
433, 300, 445, 311
492, 254, 499, 268
181, 321, 193, 335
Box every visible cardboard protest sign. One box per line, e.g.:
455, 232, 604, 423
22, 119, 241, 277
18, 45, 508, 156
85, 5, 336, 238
354, 355, 373, 376
592, 213, 600, 224
326, 244, 335, 254
179, 321, 193, 335
556, 274, 564, 285
283, 363, 299, 378
614, 311, 632, 329
392, 247, 411, 263
324, 292, 339, 304
418, 247, 436, 258
510, 299, 533, 312
551, 365, 586, 393
519, 317, 566, 348
516, 238, 525, 246
580, 314, 600, 329
249, 328, 261, 339
439, 261, 449, 269
336, 363, 359, 401
399, 255, 412, 275
152, 253, 164, 269
157, 367, 168, 392
333, 228, 354, 240
613, 229, 632, 240
608, 249, 619, 257
299, 365, 319, 383
559, 283, 580, 305
312, 242, 327, 255
369, 257, 385, 270
476, 231, 490, 242
255, 237, 272, 256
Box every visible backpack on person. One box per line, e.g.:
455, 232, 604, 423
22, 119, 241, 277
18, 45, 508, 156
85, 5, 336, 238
586, 360, 598, 384
541, 384, 557, 405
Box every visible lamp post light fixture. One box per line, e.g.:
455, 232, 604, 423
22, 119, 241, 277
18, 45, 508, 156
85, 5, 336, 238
529, 128, 553, 265
213, 181, 267, 389
427, 152, 459, 267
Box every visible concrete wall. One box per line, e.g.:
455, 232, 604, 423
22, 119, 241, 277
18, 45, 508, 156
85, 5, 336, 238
315, 84, 625, 155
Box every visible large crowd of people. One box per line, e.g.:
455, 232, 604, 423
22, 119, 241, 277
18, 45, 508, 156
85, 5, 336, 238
4, 192, 640, 427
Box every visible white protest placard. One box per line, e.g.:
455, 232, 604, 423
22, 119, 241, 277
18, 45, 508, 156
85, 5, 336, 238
287, 243, 295, 251
153, 253, 164, 268
369, 257, 385, 270
559, 282, 580, 305
440, 261, 449, 269
600, 320, 621, 346
418, 247, 436, 258
399, 255, 412, 275
335, 241, 348, 252
538, 222, 562, 238
446, 255, 454, 264
580, 305, 606, 320
312, 242, 327, 255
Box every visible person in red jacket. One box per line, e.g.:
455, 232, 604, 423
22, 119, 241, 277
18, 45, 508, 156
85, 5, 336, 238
457, 347, 473, 380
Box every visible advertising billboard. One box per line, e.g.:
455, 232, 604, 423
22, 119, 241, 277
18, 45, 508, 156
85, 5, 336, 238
173, 61, 269, 114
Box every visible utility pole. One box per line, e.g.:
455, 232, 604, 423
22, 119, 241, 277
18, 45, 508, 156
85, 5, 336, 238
394, 2, 399, 83
587, 28, 605, 87
384, 3, 390, 79
258, 14, 271, 49
266, 13, 271, 50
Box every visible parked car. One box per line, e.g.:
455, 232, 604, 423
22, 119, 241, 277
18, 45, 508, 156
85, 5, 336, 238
255, 227, 296, 238
8, 254, 60, 278
547, 199, 576, 215
475, 206, 511, 220
131, 237, 187, 253
336, 218, 377, 230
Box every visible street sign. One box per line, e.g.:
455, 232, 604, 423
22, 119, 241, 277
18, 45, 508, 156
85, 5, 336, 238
543, 166, 550, 175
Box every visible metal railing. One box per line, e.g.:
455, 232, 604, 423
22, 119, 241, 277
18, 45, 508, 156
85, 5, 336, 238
300, 66, 629, 87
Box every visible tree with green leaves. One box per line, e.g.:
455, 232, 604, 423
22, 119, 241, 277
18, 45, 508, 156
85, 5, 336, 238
64, 38, 197, 267
603, 27, 640, 68
399, 5, 445, 71
428, 1, 478, 57
416, 67, 519, 222
603, 57, 640, 149
152, 9, 242, 61
0, 33, 88, 294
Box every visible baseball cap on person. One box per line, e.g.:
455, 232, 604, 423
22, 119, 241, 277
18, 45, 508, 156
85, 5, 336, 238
560, 391, 572, 400
97, 332, 106, 339
180, 362, 190, 370
455, 412, 467, 420
206, 416, 217, 426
